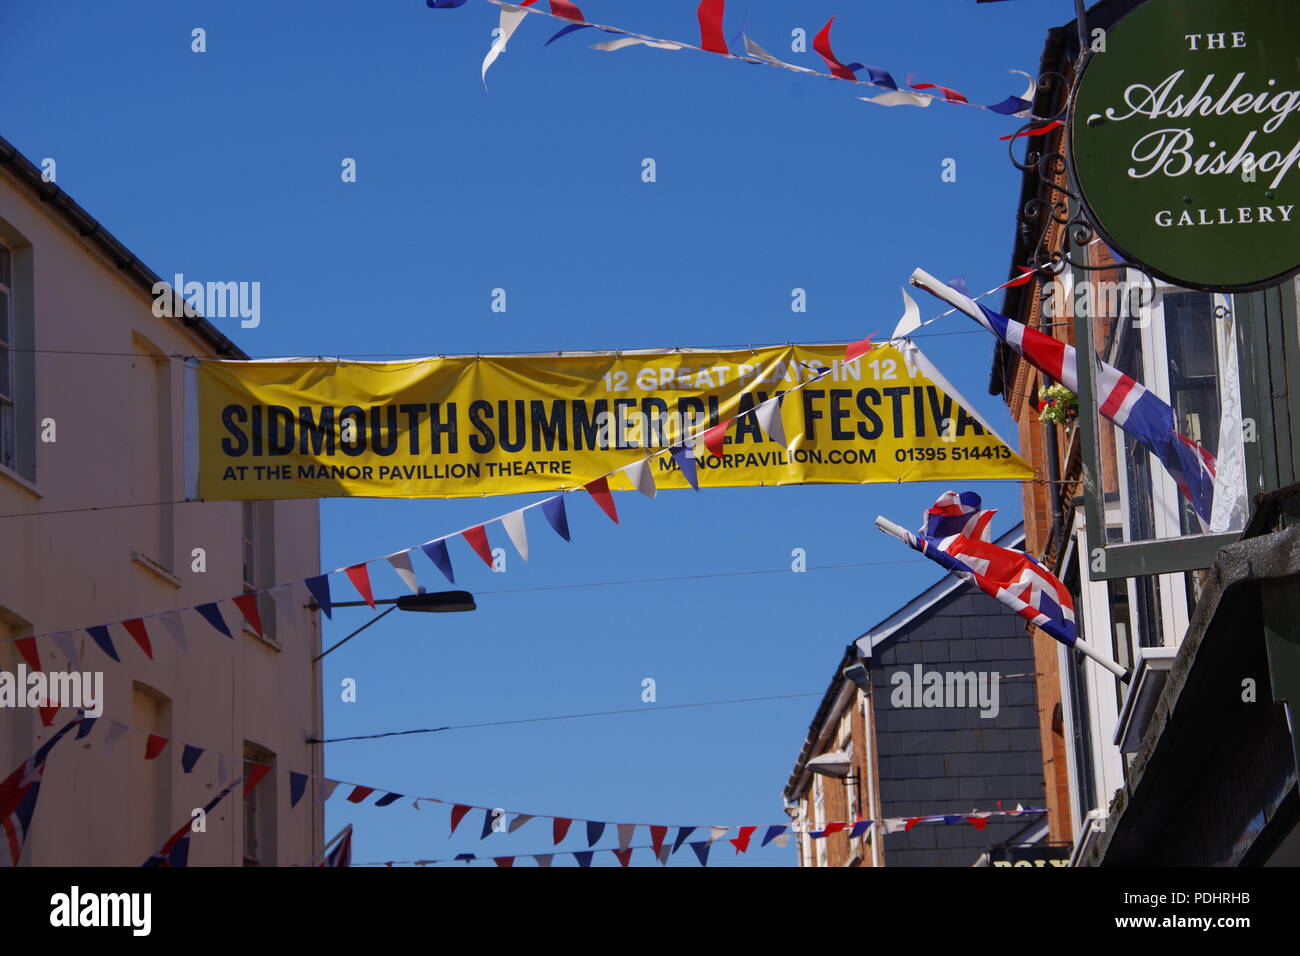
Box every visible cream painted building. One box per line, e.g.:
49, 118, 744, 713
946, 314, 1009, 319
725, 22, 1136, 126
0, 135, 324, 866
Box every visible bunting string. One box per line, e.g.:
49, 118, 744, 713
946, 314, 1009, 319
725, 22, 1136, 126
457, 0, 1039, 119
53, 709, 1043, 860
3, 269, 1038, 690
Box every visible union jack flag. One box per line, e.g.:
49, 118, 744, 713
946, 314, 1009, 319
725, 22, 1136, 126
142, 779, 241, 867
319, 824, 353, 867
911, 270, 1217, 529
0, 719, 80, 867
905, 492, 1077, 647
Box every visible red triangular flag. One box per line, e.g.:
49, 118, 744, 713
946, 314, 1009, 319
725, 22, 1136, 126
812, 17, 857, 81
904, 816, 925, 831
729, 825, 757, 854
703, 419, 731, 459
998, 120, 1064, 141
999, 266, 1036, 289
549, 0, 584, 21
697, 0, 728, 55
121, 618, 153, 659
462, 526, 494, 568
494, 856, 515, 868
244, 763, 273, 796
232, 594, 264, 638
553, 817, 573, 845
822, 822, 846, 836
344, 563, 376, 609
966, 815, 989, 830
144, 734, 168, 760
583, 477, 619, 525
450, 804, 472, 835
612, 847, 634, 867
14, 636, 41, 671
346, 785, 376, 804
650, 824, 668, 857
845, 334, 877, 363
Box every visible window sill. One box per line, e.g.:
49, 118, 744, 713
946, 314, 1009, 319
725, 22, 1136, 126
0, 462, 42, 499
131, 551, 182, 589
243, 623, 282, 653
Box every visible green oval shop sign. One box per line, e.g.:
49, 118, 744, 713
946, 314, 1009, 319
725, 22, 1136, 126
1070, 0, 1300, 291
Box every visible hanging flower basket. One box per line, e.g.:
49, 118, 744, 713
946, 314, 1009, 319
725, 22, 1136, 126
1037, 384, 1078, 426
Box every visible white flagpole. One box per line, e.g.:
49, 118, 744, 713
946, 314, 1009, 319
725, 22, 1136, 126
317, 823, 353, 863
874, 516, 1129, 681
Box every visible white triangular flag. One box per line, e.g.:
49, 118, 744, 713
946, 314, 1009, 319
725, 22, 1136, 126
754, 396, 788, 449
592, 36, 684, 52
891, 288, 922, 341
319, 779, 341, 802
773, 832, 792, 848
708, 826, 730, 843
50, 631, 81, 671
533, 854, 554, 868
385, 551, 420, 594
617, 823, 636, 850
103, 720, 129, 756
267, 585, 297, 638
1011, 69, 1037, 117
500, 511, 528, 562
622, 458, 657, 499
482, 4, 529, 89
159, 610, 188, 652
657, 845, 671, 865
858, 91, 932, 108
508, 813, 534, 834
742, 35, 818, 74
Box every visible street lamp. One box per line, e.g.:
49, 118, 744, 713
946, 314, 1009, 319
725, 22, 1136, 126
310, 590, 476, 661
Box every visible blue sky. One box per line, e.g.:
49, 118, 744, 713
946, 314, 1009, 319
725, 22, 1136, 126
2, 0, 1069, 866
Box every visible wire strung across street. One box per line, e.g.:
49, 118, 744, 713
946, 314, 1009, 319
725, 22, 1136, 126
311, 692, 823, 743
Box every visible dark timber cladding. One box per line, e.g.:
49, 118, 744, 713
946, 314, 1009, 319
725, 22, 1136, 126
785, 524, 1048, 867
868, 584, 1045, 867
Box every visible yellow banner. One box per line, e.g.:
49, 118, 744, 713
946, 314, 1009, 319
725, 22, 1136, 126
195, 344, 1034, 500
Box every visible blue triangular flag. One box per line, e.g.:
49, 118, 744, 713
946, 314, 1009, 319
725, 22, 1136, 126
863, 65, 894, 90
672, 826, 697, 854
289, 771, 309, 808
374, 792, 403, 807
573, 850, 594, 868
481, 808, 497, 839
761, 825, 788, 847
76, 716, 99, 740
943, 815, 964, 825
194, 603, 232, 638
987, 95, 1032, 115
85, 625, 120, 662
421, 539, 455, 584
426, 0, 469, 7
304, 575, 333, 618
541, 495, 571, 542
453, 853, 476, 862
545, 23, 589, 45
850, 821, 871, 838
689, 841, 711, 867
670, 446, 699, 490
181, 744, 204, 774
585, 820, 605, 847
